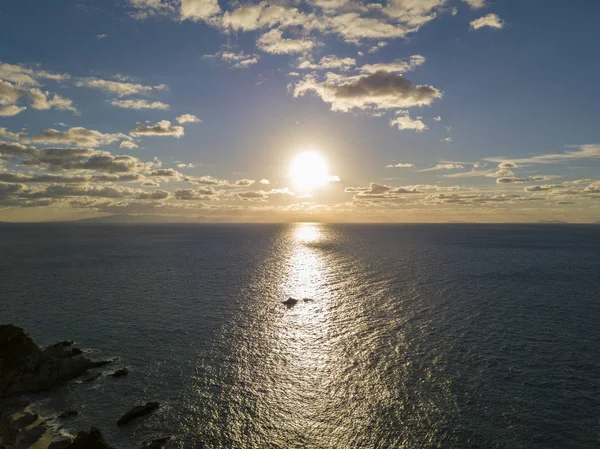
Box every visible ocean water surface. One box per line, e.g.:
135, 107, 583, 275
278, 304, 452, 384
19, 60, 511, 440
0, 223, 599, 448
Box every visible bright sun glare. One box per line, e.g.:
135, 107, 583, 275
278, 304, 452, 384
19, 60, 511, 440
290, 151, 329, 191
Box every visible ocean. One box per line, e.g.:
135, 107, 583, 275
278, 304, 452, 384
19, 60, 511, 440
1, 223, 599, 449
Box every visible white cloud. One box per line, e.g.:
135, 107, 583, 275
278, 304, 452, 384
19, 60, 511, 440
176, 114, 201, 124
496, 175, 561, 184
433, 116, 441, 121
257, 30, 315, 54
499, 161, 517, 168
76, 78, 166, 97
1, 80, 77, 114
96, 34, 108, 40
221, 3, 324, 33
368, 42, 388, 54
390, 111, 428, 132
345, 182, 424, 198
174, 187, 218, 200
185, 175, 227, 185
386, 163, 415, 168
486, 144, 600, 165
127, 0, 177, 20
180, 0, 221, 21
235, 179, 255, 187
359, 55, 425, 74
0, 105, 27, 117
295, 71, 441, 112
111, 99, 170, 110
383, 0, 447, 27
0, 62, 70, 86
441, 137, 453, 142
421, 163, 464, 172
204, 50, 260, 68
488, 169, 514, 178
120, 141, 140, 150
27, 88, 77, 112
29, 127, 130, 148
259, 179, 270, 184
130, 120, 185, 138
329, 13, 409, 42
462, 0, 487, 8
22, 148, 154, 174
470, 13, 505, 30
0, 128, 27, 141
524, 184, 565, 192
298, 55, 356, 71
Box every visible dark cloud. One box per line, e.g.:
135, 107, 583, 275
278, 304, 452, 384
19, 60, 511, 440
29, 127, 129, 147
130, 120, 184, 138
0, 141, 36, 157
174, 187, 217, 200
23, 148, 152, 173
294, 71, 441, 112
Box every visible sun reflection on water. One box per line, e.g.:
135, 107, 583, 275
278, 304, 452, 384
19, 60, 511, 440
294, 222, 322, 244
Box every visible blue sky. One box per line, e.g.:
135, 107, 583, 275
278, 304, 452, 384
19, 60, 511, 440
1, 0, 600, 222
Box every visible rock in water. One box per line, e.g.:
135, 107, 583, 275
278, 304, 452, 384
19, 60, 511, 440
117, 402, 160, 426
59, 410, 78, 419
68, 426, 115, 449
142, 436, 171, 448
111, 368, 129, 377
282, 297, 299, 307
82, 372, 101, 383
0, 324, 114, 398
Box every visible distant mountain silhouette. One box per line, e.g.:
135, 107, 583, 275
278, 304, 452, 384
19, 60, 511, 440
74, 214, 200, 224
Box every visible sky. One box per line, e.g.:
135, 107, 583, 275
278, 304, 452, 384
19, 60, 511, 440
1, 0, 600, 223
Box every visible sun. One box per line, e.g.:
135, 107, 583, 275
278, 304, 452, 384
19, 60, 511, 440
289, 151, 329, 191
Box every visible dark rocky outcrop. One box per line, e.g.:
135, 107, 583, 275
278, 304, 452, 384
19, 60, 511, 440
117, 402, 160, 426
46, 427, 116, 449
82, 372, 102, 383
58, 410, 78, 419
66, 427, 115, 449
282, 297, 299, 307
111, 368, 129, 378
0, 403, 46, 449
0, 325, 114, 398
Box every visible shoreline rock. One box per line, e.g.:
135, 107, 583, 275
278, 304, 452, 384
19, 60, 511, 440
117, 402, 160, 426
0, 325, 168, 448
0, 325, 115, 398
111, 368, 129, 378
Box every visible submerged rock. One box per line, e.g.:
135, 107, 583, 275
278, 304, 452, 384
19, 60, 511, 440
111, 368, 129, 377
142, 436, 171, 448
0, 325, 114, 398
82, 372, 101, 383
282, 297, 299, 307
117, 402, 160, 426
69, 347, 84, 357
58, 410, 78, 419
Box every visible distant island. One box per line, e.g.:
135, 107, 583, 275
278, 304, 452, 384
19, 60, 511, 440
73, 214, 202, 224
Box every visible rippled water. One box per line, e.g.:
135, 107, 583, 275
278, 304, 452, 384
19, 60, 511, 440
1, 223, 599, 448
